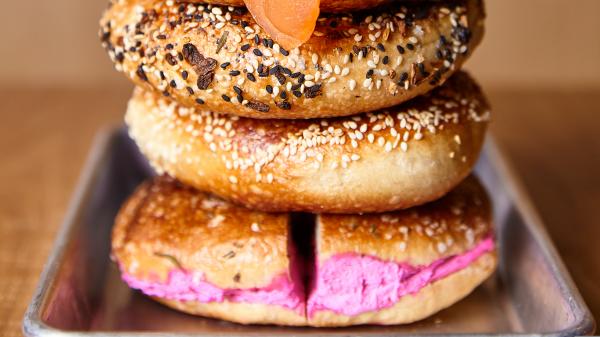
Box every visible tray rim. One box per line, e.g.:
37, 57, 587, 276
22, 127, 596, 337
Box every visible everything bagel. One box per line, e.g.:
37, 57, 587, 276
100, 0, 484, 119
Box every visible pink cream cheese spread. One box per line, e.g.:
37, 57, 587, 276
122, 271, 306, 313
307, 237, 495, 316
121, 237, 494, 317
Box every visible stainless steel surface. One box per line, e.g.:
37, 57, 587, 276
23, 128, 595, 336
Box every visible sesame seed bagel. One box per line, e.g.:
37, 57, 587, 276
113, 175, 496, 326
100, 0, 485, 119
126, 72, 490, 213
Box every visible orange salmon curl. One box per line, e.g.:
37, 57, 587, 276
244, 0, 320, 50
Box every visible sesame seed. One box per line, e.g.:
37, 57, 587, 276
384, 141, 392, 152
348, 79, 356, 90
400, 142, 408, 152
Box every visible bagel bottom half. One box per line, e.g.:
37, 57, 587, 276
112, 175, 497, 326
154, 299, 306, 326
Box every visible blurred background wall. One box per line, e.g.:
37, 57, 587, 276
0, 0, 599, 90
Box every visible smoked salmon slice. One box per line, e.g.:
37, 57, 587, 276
244, 0, 320, 50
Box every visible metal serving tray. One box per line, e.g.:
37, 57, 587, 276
23, 128, 595, 336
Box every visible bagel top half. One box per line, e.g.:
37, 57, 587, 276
112, 176, 293, 290
100, 0, 484, 119
126, 72, 490, 213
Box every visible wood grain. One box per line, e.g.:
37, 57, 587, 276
0, 84, 129, 336
0, 85, 598, 336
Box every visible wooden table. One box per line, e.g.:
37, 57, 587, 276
0, 85, 599, 336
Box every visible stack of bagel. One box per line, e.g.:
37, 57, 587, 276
100, 0, 497, 327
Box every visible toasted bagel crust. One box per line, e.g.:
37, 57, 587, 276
100, 0, 484, 119
126, 72, 490, 213
112, 176, 291, 289
317, 175, 493, 266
